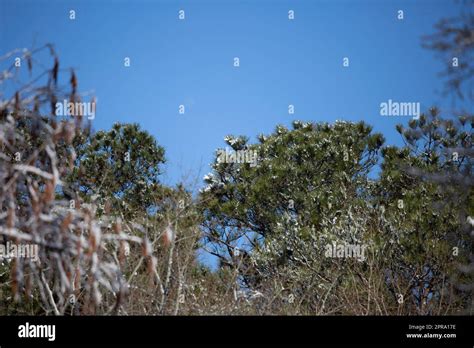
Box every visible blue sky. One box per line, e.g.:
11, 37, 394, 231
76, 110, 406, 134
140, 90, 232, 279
0, 0, 469, 267
1, 0, 468, 187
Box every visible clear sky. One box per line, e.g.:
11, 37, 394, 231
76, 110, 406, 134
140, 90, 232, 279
1, 0, 468, 187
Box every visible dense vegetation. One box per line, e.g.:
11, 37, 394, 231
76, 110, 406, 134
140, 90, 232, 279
0, 5, 473, 315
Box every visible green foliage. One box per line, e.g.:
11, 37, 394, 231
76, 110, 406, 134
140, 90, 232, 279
199, 112, 473, 314
378, 110, 474, 312
1, 45, 472, 316
200, 120, 385, 268
67, 123, 166, 219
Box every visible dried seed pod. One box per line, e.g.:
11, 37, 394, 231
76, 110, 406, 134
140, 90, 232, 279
26, 52, 32, 75
142, 239, 152, 257
70, 70, 77, 93
7, 206, 15, 229
119, 241, 129, 266
42, 180, 55, 204
52, 57, 59, 85
163, 225, 175, 247
113, 219, 122, 234
60, 212, 73, 233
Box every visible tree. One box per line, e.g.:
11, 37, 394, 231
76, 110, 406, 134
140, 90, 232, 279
422, 1, 474, 313
66, 123, 166, 219
377, 109, 473, 314
423, 1, 474, 102
200, 120, 384, 286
